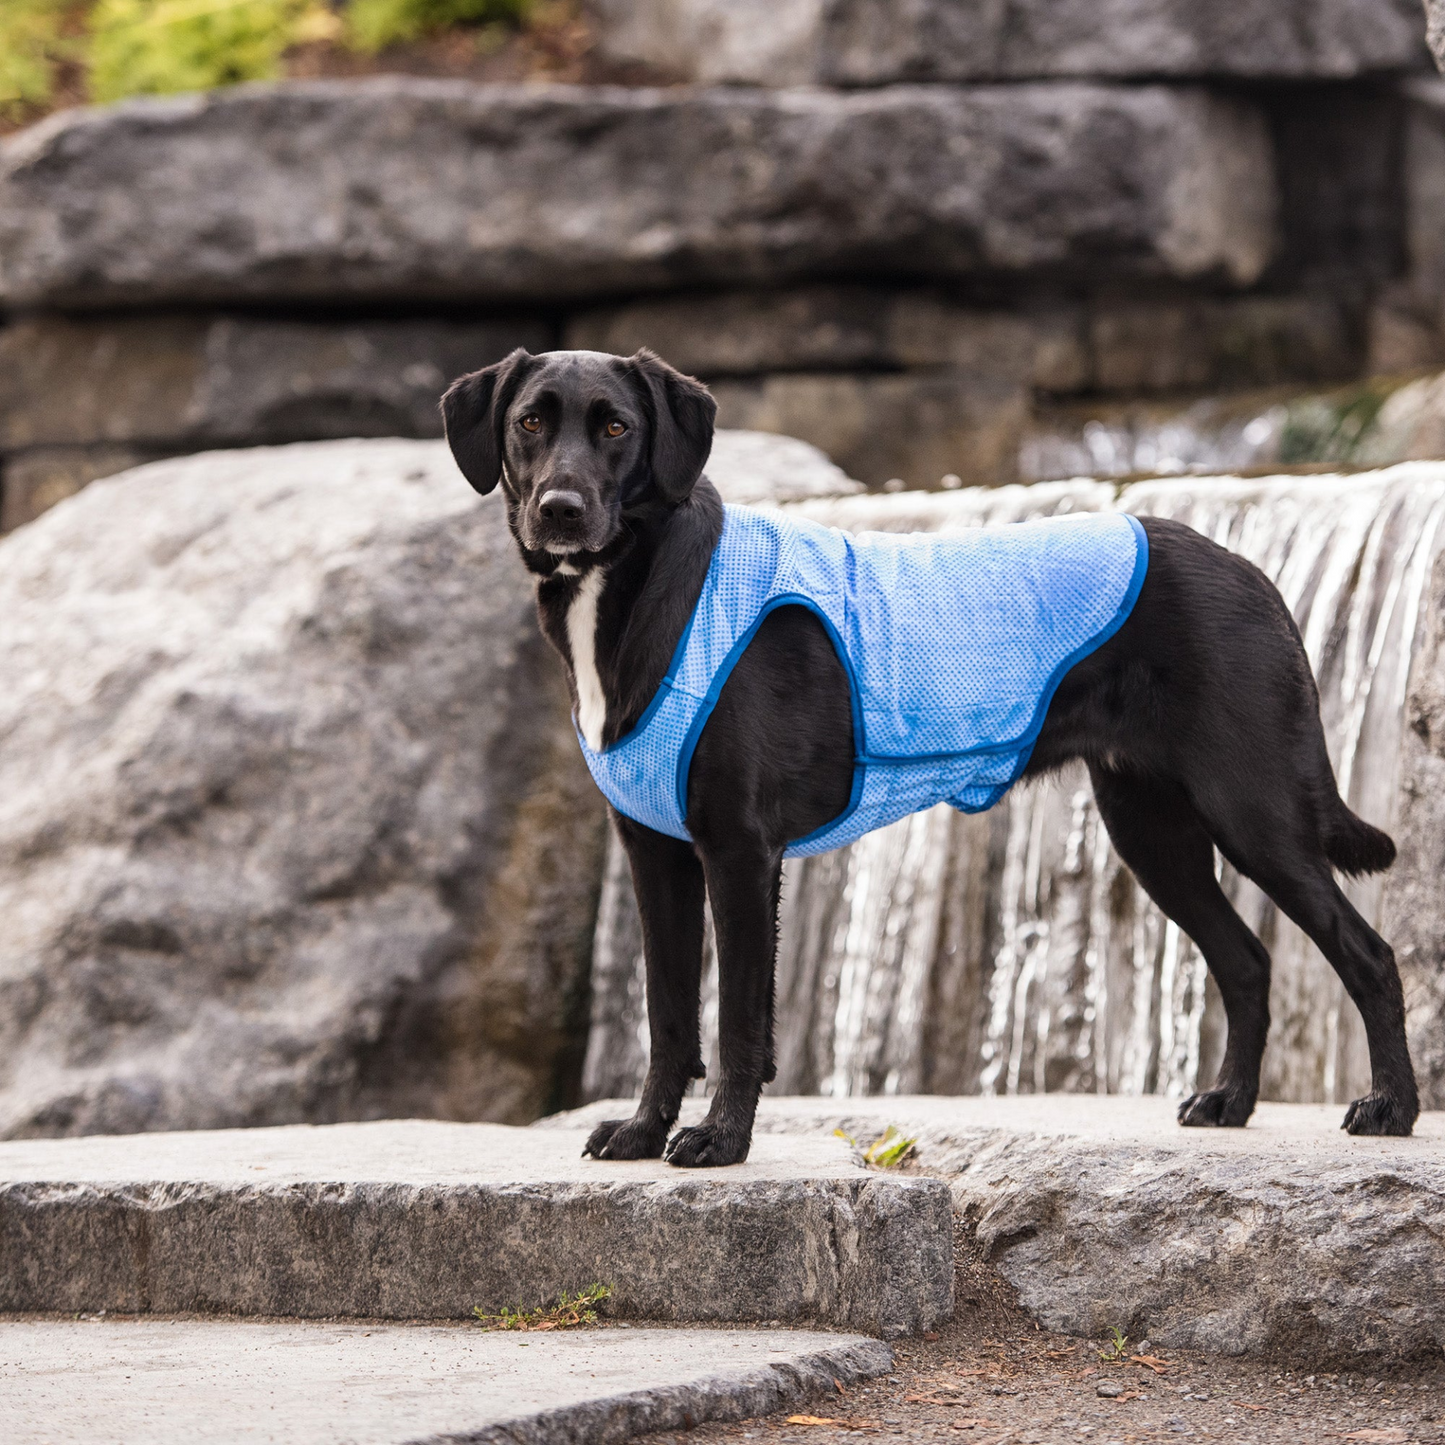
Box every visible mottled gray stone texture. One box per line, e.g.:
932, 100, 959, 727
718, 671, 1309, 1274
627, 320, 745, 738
0, 313, 548, 452
4, 1322, 892, 1445
0, 1122, 953, 1337
1430, 0, 1445, 72
0, 79, 1275, 310
553, 1096, 1445, 1360
594, 0, 1429, 86
0, 439, 606, 1138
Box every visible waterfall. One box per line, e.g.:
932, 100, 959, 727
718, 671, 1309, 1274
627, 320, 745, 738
580, 466, 1445, 1107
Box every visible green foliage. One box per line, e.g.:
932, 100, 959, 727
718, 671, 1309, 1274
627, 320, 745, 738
833, 1124, 918, 1169
4, 0, 538, 118
0, 0, 75, 120
473, 1282, 613, 1331
1098, 1325, 1129, 1362
86, 0, 324, 103
346, 0, 531, 54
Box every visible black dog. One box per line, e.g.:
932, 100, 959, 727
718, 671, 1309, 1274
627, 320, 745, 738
442, 347, 1418, 1166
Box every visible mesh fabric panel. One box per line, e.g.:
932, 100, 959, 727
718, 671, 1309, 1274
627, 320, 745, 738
578, 505, 1147, 856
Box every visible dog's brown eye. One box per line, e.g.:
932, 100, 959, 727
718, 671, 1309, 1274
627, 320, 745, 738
605, 420, 627, 438
520, 414, 542, 433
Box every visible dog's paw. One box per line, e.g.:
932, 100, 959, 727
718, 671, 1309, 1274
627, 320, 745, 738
583, 1117, 668, 1160
1177, 1089, 1252, 1128
662, 1121, 751, 1168
1342, 1093, 1417, 1137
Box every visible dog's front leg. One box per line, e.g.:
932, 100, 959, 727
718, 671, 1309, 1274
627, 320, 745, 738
584, 812, 707, 1160
663, 837, 782, 1167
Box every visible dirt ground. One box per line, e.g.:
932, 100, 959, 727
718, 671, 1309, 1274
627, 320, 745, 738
644, 1267, 1445, 1445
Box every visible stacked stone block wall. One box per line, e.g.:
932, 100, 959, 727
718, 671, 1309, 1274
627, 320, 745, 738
0, 0, 1441, 524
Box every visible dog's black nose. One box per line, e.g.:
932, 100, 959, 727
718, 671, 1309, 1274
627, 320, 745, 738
539, 489, 586, 524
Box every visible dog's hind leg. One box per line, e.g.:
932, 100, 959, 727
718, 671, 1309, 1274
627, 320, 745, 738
584, 813, 707, 1160
1210, 849, 1416, 1136
1180, 755, 1417, 1135
1090, 765, 1271, 1127
663, 838, 783, 1167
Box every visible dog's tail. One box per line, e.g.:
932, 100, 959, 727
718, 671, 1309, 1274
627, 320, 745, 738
1325, 799, 1396, 877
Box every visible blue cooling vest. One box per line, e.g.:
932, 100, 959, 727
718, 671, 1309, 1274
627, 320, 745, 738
578, 505, 1148, 857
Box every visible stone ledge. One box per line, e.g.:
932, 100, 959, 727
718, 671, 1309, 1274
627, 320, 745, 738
549, 1097, 1445, 1359
0, 79, 1275, 309
1, 1319, 892, 1445
592, 0, 1429, 86
0, 1121, 952, 1337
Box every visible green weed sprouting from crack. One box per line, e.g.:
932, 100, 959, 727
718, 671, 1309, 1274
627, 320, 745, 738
473, 1282, 613, 1331
834, 1125, 917, 1169
1098, 1325, 1129, 1362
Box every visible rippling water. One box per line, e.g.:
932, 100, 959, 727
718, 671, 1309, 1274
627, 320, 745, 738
582, 467, 1445, 1106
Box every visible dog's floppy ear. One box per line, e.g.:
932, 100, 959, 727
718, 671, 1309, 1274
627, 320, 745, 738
630, 348, 717, 504
441, 348, 534, 495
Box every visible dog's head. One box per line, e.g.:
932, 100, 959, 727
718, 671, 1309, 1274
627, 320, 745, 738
441, 348, 717, 563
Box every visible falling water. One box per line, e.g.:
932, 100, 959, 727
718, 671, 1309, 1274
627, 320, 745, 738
580, 466, 1445, 1107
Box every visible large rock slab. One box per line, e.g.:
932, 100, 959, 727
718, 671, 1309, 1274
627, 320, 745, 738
0, 1121, 952, 1336
0, 79, 1276, 310
552, 1096, 1445, 1359
2, 1321, 891, 1445
593, 0, 1429, 85
0, 313, 548, 452
711, 370, 1030, 489
0, 438, 604, 1138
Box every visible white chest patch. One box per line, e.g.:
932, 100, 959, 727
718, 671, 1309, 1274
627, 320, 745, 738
567, 568, 608, 750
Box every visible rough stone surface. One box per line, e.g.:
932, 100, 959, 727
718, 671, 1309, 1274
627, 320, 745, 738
701, 429, 862, 503
0, 79, 1276, 310
1, 446, 171, 532
551, 1096, 1445, 1359
566, 288, 1353, 399
1, 1320, 892, 1445
566, 289, 1070, 385
0, 1122, 953, 1336
1431, 0, 1445, 73
0, 438, 606, 1138
1370, 78, 1445, 372
0, 313, 549, 452
593, 0, 1429, 85
711, 370, 1030, 489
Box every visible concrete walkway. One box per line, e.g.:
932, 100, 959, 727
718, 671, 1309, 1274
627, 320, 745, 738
0, 1319, 889, 1445
553, 1095, 1445, 1359
0, 1121, 951, 1337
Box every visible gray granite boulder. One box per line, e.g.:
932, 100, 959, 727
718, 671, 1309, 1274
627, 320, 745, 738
1430, 0, 1445, 71
0, 79, 1276, 310
0, 1122, 952, 1335
594, 0, 1429, 85
0, 438, 605, 1137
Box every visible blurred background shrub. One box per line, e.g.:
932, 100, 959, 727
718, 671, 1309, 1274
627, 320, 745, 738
0, 1, 79, 121
88, 0, 337, 102
0, 0, 545, 122
346, 0, 531, 54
